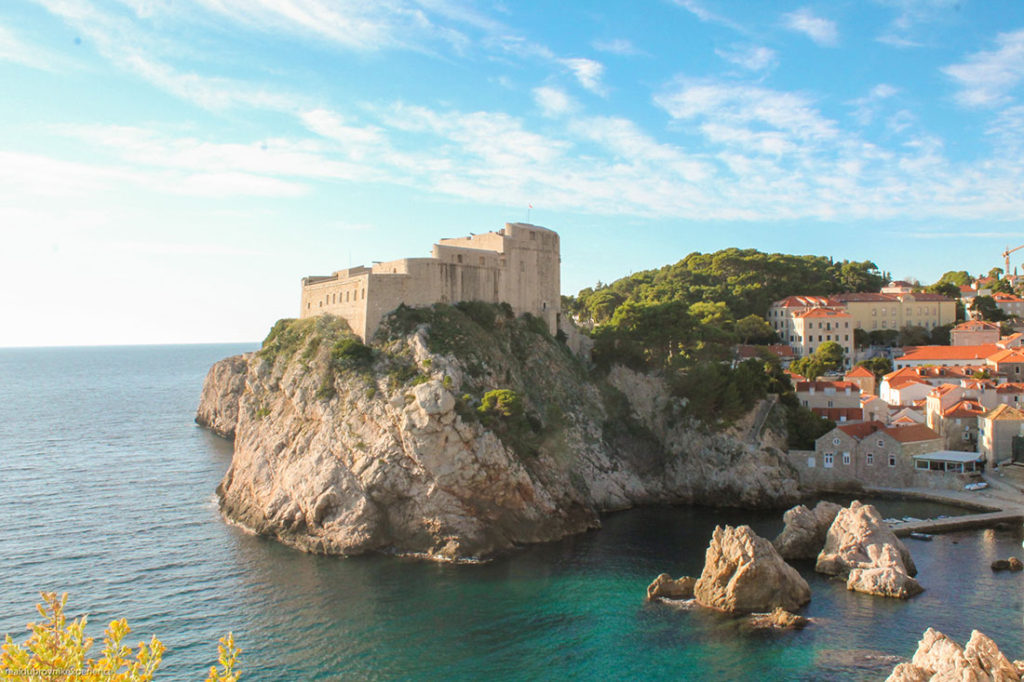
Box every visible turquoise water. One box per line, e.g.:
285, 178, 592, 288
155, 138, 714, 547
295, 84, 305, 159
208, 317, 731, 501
1, 345, 1021, 680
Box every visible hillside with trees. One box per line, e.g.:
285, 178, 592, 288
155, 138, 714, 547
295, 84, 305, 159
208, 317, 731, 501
563, 248, 885, 440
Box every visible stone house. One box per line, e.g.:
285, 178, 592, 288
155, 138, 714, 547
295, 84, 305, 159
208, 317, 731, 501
894, 345, 999, 369
795, 380, 863, 422
924, 384, 986, 451
788, 421, 943, 490
950, 320, 1001, 346
978, 404, 1024, 465
986, 348, 1024, 380
844, 365, 877, 395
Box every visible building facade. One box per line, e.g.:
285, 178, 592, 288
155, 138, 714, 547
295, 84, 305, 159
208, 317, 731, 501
300, 223, 561, 341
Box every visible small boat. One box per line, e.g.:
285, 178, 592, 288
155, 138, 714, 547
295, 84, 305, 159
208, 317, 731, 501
883, 517, 902, 525
902, 516, 923, 523
964, 482, 989, 491
909, 532, 934, 541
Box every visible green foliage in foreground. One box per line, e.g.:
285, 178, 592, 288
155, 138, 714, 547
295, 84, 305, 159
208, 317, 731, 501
1, 592, 241, 681
789, 341, 845, 381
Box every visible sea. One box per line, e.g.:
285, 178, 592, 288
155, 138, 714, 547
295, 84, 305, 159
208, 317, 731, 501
1, 343, 1022, 681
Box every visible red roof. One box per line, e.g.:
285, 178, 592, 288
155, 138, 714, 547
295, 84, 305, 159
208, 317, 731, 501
796, 380, 860, 392
834, 421, 938, 442
988, 349, 1024, 364
898, 344, 1000, 362
845, 366, 875, 378
773, 295, 831, 308
830, 292, 897, 303
993, 292, 1024, 302
942, 399, 986, 419
903, 293, 953, 302
796, 307, 851, 319
996, 382, 1024, 394
953, 320, 1000, 332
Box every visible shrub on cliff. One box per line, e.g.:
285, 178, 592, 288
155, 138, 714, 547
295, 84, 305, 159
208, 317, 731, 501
0, 592, 241, 681
478, 389, 524, 418
330, 338, 373, 369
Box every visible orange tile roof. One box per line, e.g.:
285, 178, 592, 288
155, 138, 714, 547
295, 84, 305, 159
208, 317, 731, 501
774, 295, 831, 308
987, 349, 1024, 364
796, 307, 851, 319
837, 421, 886, 439
904, 292, 954, 302
898, 344, 1000, 362
996, 383, 1024, 394
942, 399, 986, 418
984, 404, 1024, 421
830, 292, 897, 303
845, 366, 875, 378
887, 377, 932, 390
886, 424, 941, 443
953, 320, 1000, 331
892, 415, 918, 425
796, 380, 860, 392
993, 292, 1024, 302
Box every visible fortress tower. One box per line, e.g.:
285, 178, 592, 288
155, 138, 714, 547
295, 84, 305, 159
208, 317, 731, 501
300, 223, 561, 341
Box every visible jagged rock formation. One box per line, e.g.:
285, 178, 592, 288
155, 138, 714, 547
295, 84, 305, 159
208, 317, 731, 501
693, 525, 811, 613
646, 574, 696, 601
886, 628, 1023, 681
773, 500, 843, 560
197, 307, 800, 562
816, 501, 922, 599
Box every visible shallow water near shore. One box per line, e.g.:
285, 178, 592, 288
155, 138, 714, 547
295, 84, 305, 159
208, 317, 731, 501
1, 344, 1022, 680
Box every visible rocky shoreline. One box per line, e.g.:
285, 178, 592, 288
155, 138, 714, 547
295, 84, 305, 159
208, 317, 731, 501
197, 310, 801, 562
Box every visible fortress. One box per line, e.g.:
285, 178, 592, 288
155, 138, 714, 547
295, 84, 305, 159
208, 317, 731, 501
300, 223, 561, 341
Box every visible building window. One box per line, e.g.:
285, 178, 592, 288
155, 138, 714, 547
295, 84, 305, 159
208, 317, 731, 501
867, 453, 874, 465
888, 455, 896, 467
457, 254, 463, 263
827, 400, 834, 408
877, 439, 884, 447
842, 452, 851, 465
832, 437, 840, 445
807, 457, 815, 468
362, 289, 365, 300
479, 256, 485, 265
345, 291, 350, 302
824, 453, 834, 468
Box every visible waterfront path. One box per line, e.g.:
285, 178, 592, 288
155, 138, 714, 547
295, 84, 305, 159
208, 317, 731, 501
864, 468, 1024, 536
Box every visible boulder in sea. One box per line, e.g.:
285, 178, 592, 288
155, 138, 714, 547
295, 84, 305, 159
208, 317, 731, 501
747, 606, 810, 630
646, 573, 696, 601
992, 559, 1011, 571
693, 525, 811, 614
773, 500, 843, 560
885, 628, 1021, 681
1010, 557, 1023, 572
816, 500, 922, 599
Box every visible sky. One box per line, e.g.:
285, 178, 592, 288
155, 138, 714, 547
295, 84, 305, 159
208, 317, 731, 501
3, 0, 1024, 346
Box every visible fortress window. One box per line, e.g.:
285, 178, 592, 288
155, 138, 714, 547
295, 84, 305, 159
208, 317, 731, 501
479, 256, 484, 265
345, 291, 350, 302
520, 262, 525, 272
529, 232, 536, 241
307, 303, 310, 309
361, 289, 365, 300
457, 254, 463, 263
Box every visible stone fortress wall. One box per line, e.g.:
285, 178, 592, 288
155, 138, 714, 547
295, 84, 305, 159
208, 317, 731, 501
300, 223, 561, 341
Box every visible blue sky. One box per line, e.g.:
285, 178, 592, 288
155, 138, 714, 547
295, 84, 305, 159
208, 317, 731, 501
3, 0, 1024, 346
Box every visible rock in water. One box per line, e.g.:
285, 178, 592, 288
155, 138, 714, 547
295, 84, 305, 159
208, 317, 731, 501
816, 500, 922, 599
886, 628, 1021, 681
693, 525, 811, 613
646, 573, 696, 600
773, 500, 843, 560
747, 606, 810, 630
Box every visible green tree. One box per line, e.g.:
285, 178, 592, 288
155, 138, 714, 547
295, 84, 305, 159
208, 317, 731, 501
929, 324, 952, 345
933, 270, 974, 288
988, 267, 1004, 281
735, 314, 776, 344
899, 325, 930, 347
971, 295, 1008, 322
787, 408, 836, 449
927, 281, 960, 299
815, 340, 845, 371
857, 356, 892, 379
991, 278, 1014, 294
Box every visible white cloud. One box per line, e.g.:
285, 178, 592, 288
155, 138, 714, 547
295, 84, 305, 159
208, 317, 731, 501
559, 57, 607, 95
591, 38, 639, 56
848, 83, 900, 125
0, 23, 61, 71
532, 86, 575, 118
715, 44, 777, 71
943, 29, 1024, 108
782, 8, 838, 47
673, 0, 745, 32
655, 82, 838, 141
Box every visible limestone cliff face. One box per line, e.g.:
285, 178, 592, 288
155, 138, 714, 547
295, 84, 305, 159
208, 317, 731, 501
197, 308, 799, 562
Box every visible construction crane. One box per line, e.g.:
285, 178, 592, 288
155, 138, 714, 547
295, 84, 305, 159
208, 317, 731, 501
1003, 244, 1024, 276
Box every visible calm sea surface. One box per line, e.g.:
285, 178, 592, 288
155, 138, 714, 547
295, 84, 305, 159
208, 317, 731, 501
1, 344, 1022, 680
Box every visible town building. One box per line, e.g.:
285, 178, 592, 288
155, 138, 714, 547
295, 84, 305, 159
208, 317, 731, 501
786, 421, 943, 490
789, 308, 855, 366
992, 292, 1024, 319
978, 404, 1024, 466
795, 380, 863, 422
299, 223, 561, 341
986, 348, 1024, 379
950, 320, 1001, 346
924, 384, 987, 451
893, 345, 1000, 369
844, 365, 877, 395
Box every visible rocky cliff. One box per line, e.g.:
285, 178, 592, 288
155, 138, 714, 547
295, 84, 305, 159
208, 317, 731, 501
197, 305, 799, 562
